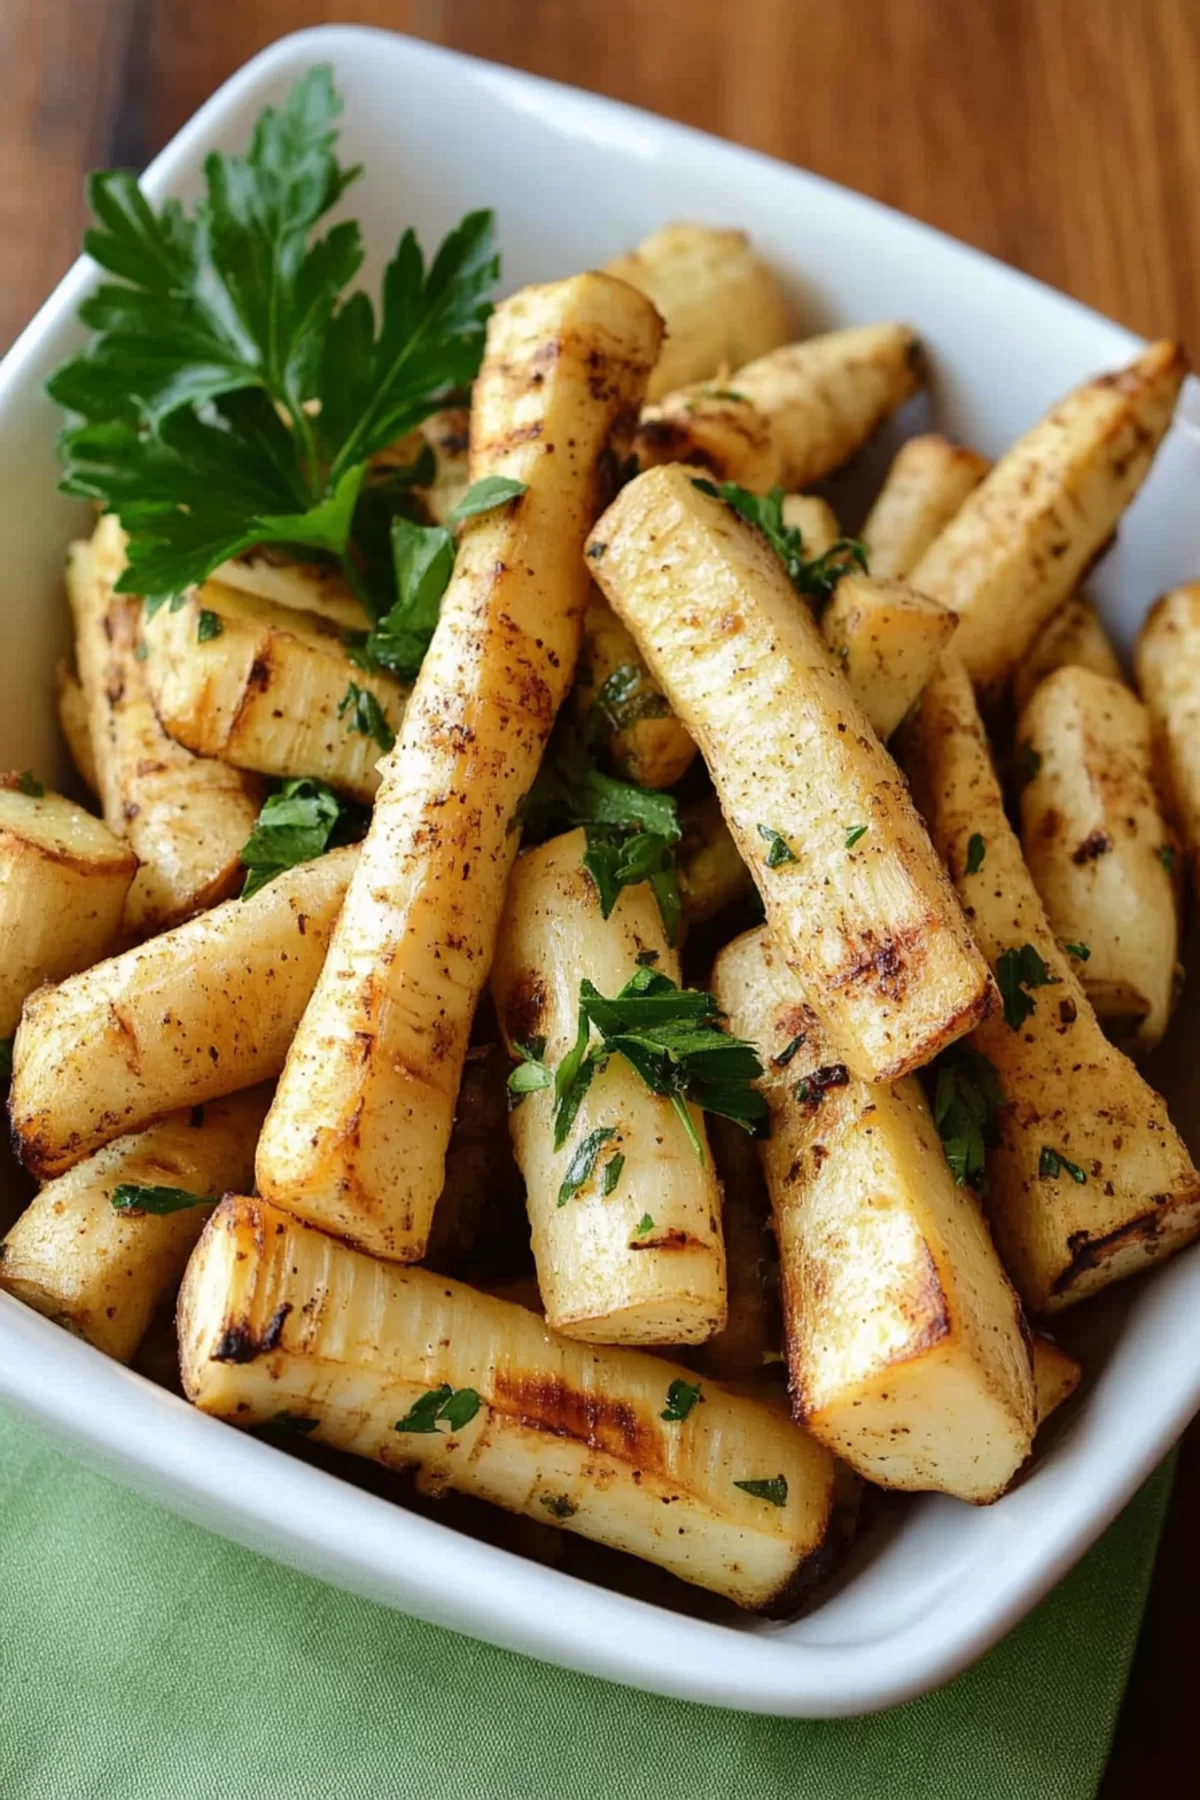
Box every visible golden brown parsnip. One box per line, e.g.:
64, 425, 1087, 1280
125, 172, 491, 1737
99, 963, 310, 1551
1032, 1333, 1082, 1428
634, 326, 921, 493
0, 1088, 269, 1363
180, 1195, 836, 1612
780, 494, 840, 557
861, 434, 990, 580
255, 275, 663, 1262
909, 342, 1187, 696
68, 523, 263, 936
714, 928, 1034, 1503
10, 845, 356, 1179
900, 653, 1200, 1311
211, 550, 369, 634
1013, 594, 1124, 717
1135, 583, 1200, 892
677, 793, 754, 925
588, 464, 992, 1083
142, 582, 407, 800
1017, 666, 1178, 1053
55, 661, 97, 792
0, 780, 135, 1034
492, 829, 727, 1345
821, 572, 958, 740
414, 405, 471, 524
574, 589, 695, 789
603, 222, 791, 402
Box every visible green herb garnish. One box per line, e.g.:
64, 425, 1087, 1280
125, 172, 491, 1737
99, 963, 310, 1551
591, 663, 670, 735
551, 967, 767, 1160
540, 1493, 577, 1519
772, 1034, 807, 1068
692, 479, 867, 604
110, 1183, 215, 1215
634, 1213, 654, 1237
196, 609, 224, 642
16, 771, 44, 797
757, 824, 799, 868
995, 943, 1059, 1031
929, 1043, 1004, 1191
1059, 940, 1090, 962
965, 832, 986, 876
734, 1475, 789, 1507
1160, 844, 1177, 876
394, 1385, 482, 1434
844, 824, 868, 849
601, 1151, 625, 1197
1039, 1146, 1087, 1184
239, 776, 367, 899
557, 1126, 618, 1207
446, 475, 526, 525
49, 67, 498, 623
338, 680, 395, 752
661, 1378, 702, 1422
507, 1037, 553, 1101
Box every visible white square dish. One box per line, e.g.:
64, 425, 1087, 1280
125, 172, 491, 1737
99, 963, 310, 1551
2, 22, 1199, 1720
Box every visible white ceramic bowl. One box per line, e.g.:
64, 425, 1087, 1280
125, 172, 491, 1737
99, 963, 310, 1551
2, 24, 1199, 1720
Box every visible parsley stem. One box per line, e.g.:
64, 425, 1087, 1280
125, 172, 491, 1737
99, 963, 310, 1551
670, 1093, 705, 1164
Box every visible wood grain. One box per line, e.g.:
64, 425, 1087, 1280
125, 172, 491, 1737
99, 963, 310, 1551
1, 2, 1197, 1789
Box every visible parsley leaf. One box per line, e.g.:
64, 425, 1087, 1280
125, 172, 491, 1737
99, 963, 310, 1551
110, 1183, 215, 1215
541, 1493, 577, 1519
844, 824, 868, 849
1160, 844, 1177, 876
995, 943, 1059, 1031
734, 1475, 789, 1507
601, 1151, 625, 1197
757, 824, 799, 867
590, 663, 670, 736
338, 681, 395, 751
661, 1378, 703, 1422
16, 772, 44, 797
772, 1034, 807, 1068
507, 1038, 553, 1101
691, 479, 867, 604
196, 609, 224, 642
446, 475, 527, 525
347, 516, 455, 681
557, 1127, 618, 1207
634, 1212, 654, 1237
551, 967, 767, 1159
965, 832, 986, 876
49, 67, 498, 614
928, 1043, 1004, 1191
1059, 940, 1090, 962
1039, 1146, 1087, 1184
239, 776, 367, 899
394, 1385, 482, 1434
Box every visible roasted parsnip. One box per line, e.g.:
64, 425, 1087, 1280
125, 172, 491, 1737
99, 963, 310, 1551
714, 928, 1035, 1502
68, 523, 263, 935
10, 845, 356, 1178
55, 661, 97, 792
255, 275, 663, 1261
574, 590, 696, 789
1013, 594, 1124, 716
414, 405, 472, 525
1032, 1333, 1082, 1428
1135, 583, 1200, 893
634, 325, 921, 493
180, 1195, 836, 1611
900, 653, 1200, 1310
861, 434, 990, 580
1017, 666, 1178, 1052
780, 494, 840, 557
211, 550, 369, 634
492, 829, 727, 1344
821, 572, 958, 740
0, 779, 136, 1034
603, 222, 791, 402
588, 465, 993, 1082
0, 1088, 269, 1363
909, 342, 1186, 696
142, 582, 407, 800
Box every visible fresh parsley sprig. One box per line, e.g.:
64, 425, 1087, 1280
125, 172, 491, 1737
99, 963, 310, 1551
394, 1384, 482, 1434
550, 967, 768, 1162
995, 943, 1059, 1031
692, 479, 867, 605
928, 1043, 1005, 1191
239, 776, 369, 899
49, 67, 499, 620
110, 1183, 215, 1215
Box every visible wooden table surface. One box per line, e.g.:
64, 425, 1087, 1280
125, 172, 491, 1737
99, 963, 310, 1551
4, 0, 1196, 1788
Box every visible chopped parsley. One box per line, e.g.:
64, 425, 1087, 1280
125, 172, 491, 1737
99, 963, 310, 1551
1059, 940, 1090, 962
844, 824, 868, 849
692, 479, 867, 605
661, 1378, 703, 1422
16, 771, 44, 797
995, 943, 1059, 1031
48, 68, 498, 621
965, 832, 986, 876
541, 1493, 577, 1519
196, 609, 224, 642
601, 1151, 625, 1197
1039, 1146, 1087, 1184
634, 1213, 655, 1237
557, 1127, 618, 1207
110, 1183, 215, 1215
338, 681, 395, 752
929, 1043, 1004, 1191
239, 776, 367, 899
1160, 844, 1177, 876
551, 967, 767, 1162
734, 1475, 789, 1507
394, 1385, 482, 1434
771, 1034, 807, 1068
591, 663, 670, 736
446, 475, 526, 526
757, 824, 799, 868
506, 1037, 552, 1101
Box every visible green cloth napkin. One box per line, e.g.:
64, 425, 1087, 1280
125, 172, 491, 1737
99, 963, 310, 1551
0, 1404, 1169, 1800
